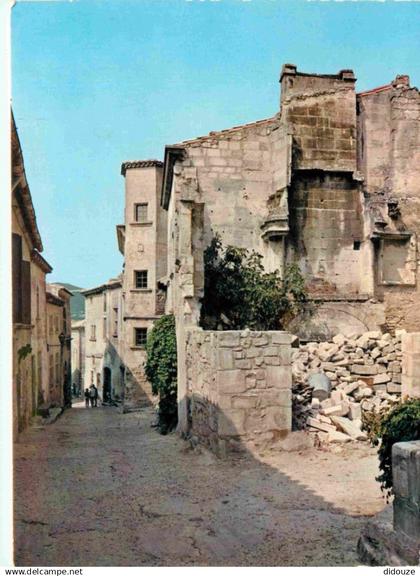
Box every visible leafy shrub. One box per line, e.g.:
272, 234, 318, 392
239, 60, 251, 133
364, 398, 420, 498
145, 315, 178, 434
200, 235, 307, 331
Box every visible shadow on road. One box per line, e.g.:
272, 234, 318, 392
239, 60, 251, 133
13, 403, 385, 567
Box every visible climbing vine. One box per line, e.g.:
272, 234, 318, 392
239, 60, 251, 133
18, 344, 32, 364
145, 315, 178, 435
200, 235, 307, 331
364, 398, 420, 498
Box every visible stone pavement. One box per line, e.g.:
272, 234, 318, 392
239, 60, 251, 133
14, 401, 385, 566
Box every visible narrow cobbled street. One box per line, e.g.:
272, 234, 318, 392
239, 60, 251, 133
15, 402, 386, 567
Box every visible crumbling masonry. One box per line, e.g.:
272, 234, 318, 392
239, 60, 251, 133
116, 64, 420, 444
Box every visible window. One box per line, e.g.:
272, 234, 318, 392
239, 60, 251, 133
36, 286, 40, 320
12, 234, 31, 324
49, 315, 53, 336
134, 203, 148, 223
103, 317, 107, 339
134, 327, 147, 347
55, 352, 60, 385
49, 355, 54, 389
103, 293, 107, 312
90, 324, 96, 341
12, 234, 23, 323
135, 270, 148, 289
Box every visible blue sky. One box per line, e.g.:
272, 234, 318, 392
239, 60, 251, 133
12, 0, 420, 289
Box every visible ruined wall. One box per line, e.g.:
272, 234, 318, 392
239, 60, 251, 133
358, 80, 420, 331
179, 119, 277, 256
280, 65, 357, 172
288, 172, 365, 295
185, 329, 293, 455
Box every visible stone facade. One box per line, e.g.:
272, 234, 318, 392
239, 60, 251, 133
358, 77, 420, 333
82, 278, 124, 402
103, 64, 420, 439
160, 64, 420, 343
11, 112, 57, 433
116, 161, 167, 409
71, 320, 85, 396
185, 329, 293, 455
46, 285, 72, 409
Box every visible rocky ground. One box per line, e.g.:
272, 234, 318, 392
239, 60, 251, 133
14, 401, 386, 567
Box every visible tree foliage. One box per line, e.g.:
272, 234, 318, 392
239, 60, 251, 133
364, 398, 420, 498
145, 315, 178, 434
200, 235, 307, 331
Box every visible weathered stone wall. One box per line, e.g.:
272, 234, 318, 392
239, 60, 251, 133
179, 119, 277, 256
358, 80, 420, 331
185, 329, 293, 455
288, 172, 364, 295
392, 441, 420, 548
401, 332, 420, 399
280, 65, 357, 172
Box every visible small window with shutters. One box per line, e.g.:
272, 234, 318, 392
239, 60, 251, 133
12, 234, 23, 323
21, 260, 31, 325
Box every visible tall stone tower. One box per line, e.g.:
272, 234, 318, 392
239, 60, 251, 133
117, 160, 167, 409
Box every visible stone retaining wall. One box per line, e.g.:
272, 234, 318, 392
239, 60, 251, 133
185, 329, 293, 455
402, 332, 420, 398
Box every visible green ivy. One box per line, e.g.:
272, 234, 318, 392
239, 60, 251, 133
364, 398, 420, 498
18, 344, 32, 364
200, 235, 307, 330
145, 315, 178, 435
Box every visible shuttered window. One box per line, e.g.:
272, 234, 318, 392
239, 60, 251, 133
21, 260, 31, 325
12, 234, 23, 323
12, 234, 31, 325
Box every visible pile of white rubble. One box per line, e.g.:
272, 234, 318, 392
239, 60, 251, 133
291, 330, 404, 444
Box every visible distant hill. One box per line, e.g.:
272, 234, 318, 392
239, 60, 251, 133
52, 283, 85, 320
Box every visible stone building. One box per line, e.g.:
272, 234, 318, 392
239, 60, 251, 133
116, 161, 167, 408
11, 113, 54, 433
155, 64, 419, 435
82, 277, 124, 402
46, 284, 72, 408
71, 319, 85, 396
112, 64, 419, 442
157, 66, 420, 338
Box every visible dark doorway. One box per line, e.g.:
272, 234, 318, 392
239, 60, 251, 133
103, 367, 112, 402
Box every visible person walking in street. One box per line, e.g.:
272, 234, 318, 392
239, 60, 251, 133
88, 384, 96, 407
84, 388, 90, 408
